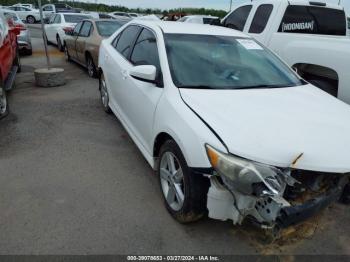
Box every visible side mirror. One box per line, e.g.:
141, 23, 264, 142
130, 65, 157, 84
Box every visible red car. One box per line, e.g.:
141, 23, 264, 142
0, 13, 21, 119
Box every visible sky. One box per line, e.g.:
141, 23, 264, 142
80, 0, 350, 13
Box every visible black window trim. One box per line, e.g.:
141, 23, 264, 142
129, 25, 163, 87
224, 5, 253, 31
73, 21, 84, 36
79, 21, 93, 37
111, 24, 142, 65
248, 4, 274, 34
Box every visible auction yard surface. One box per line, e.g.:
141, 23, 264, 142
0, 25, 349, 255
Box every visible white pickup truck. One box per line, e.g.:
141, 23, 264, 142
222, 0, 350, 104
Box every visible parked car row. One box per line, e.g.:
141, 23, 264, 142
0, 12, 21, 119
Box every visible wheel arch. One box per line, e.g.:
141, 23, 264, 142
153, 132, 176, 158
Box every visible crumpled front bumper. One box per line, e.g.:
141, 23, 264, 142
277, 183, 343, 228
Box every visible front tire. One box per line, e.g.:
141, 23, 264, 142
158, 140, 209, 223
0, 85, 9, 119
99, 73, 112, 114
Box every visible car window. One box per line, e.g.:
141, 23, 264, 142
73, 21, 83, 35
249, 4, 273, 33
130, 28, 161, 74
79, 21, 92, 37
96, 21, 123, 37
49, 14, 56, 24
278, 5, 346, 35
53, 14, 61, 24
115, 25, 140, 59
64, 15, 91, 23
99, 13, 114, 19
224, 5, 252, 31
43, 6, 53, 11
164, 34, 302, 89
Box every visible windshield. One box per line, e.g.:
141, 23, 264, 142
64, 15, 91, 23
96, 20, 124, 37
164, 34, 303, 89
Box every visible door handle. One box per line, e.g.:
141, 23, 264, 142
121, 70, 128, 79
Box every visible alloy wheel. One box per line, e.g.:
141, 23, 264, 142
87, 58, 95, 77
160, 152, 185, 211
100, 76, 109, 108
64, 45, 69, 61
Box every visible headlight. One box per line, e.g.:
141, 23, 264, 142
206, 144, 287, 196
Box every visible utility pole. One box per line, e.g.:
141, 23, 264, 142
230, 0, 233, 11
37, 0, 50, 69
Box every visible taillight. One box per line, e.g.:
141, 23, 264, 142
63, 27, 73, 33
15, 24, 27, 31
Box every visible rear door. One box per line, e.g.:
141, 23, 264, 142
45, 14, 57, 42
76, 21, 92, 64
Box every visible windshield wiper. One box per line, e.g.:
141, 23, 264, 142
178, 85, 216, 89
234, 84, 294, 89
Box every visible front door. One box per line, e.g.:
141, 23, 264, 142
115, 27, 164, 152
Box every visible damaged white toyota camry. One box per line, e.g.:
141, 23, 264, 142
98, 21, 350, 233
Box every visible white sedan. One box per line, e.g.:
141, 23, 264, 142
6, 6, 40, 24
98, 21, 350, 232
44, 13, 91, 51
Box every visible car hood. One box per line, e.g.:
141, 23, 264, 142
180, 85, 350, 173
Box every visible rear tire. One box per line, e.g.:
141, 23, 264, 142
64, 44, 71, 62
56, 35, 63, 52
157, 140, 209, 223
0, 84, 9, 119
26, 15, 35, 24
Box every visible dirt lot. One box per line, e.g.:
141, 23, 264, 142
0, 25, 349, 255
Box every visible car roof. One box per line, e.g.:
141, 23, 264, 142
255, 0, 343, 10
185, 15, 219, 19
59, 13, 91, 16
130, 21, 249, 38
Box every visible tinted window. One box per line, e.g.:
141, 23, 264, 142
130, 28, 160, 73
203, 17, 219, 25
165, 34, 302, 89
73, 22, 83, 35
278, 5, 346, 35
96, 21, 123, 37
249, 4, 273, 33
64, 15, 91, 23
115, 25, 140, 59
224, 5, 252, 31
99, 13, 114, 19
79, 22, 92, 37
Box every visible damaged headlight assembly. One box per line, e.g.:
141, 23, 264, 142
205, 144, 292, 197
